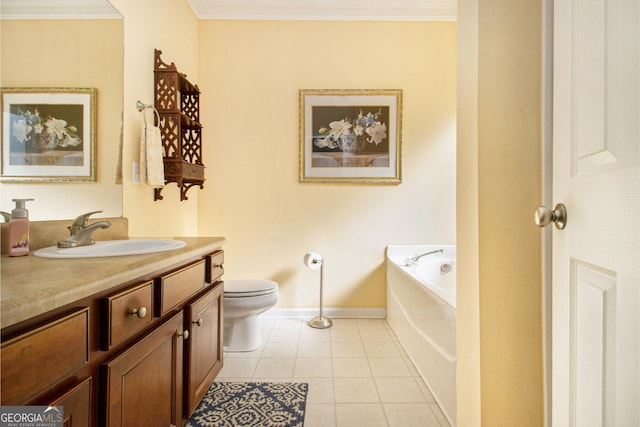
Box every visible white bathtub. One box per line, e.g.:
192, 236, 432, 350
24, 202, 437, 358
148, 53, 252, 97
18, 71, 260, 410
386, 245, 456, 426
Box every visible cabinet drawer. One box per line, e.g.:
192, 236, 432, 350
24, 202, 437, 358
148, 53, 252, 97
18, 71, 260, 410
155, 259, 206, 316
206, 250, 224, 284
101, 281, 153, 350
0, 308, 89, 404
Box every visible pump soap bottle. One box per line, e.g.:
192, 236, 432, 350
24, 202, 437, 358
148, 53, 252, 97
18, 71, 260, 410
8, 198, 34, 257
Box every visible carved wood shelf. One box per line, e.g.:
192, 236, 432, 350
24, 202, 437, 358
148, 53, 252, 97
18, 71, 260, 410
153, 49, 205, 201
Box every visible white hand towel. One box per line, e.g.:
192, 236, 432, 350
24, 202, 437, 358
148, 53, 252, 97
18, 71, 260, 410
140, 125, 165, 188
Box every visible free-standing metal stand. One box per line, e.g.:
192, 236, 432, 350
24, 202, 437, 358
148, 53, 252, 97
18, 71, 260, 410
307, 257, 332, 329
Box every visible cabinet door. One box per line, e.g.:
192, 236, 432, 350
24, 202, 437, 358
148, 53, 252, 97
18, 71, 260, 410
185, 283, 224, 416
48, 377, 92, 427
101, 312, 186, 427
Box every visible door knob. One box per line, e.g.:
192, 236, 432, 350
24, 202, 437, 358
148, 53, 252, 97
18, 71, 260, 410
534, 203, 567, 229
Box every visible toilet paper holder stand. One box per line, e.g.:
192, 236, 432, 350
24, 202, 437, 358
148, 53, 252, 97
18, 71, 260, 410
305, 253, 332, 329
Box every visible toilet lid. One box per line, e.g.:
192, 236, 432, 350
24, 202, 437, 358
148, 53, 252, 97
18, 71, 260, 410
224, 279, 278, 297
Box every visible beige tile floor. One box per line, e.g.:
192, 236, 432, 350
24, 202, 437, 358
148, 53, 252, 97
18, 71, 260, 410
217, 317, 451, 427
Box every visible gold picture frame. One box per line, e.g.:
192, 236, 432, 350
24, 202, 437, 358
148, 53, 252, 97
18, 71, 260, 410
1, 87, 97, 182
299, 89, 402, 184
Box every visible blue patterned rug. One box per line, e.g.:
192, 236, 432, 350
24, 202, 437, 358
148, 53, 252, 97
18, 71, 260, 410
186, 382, 309, 427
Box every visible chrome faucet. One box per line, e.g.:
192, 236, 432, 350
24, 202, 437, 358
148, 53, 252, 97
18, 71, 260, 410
58, 211, 111, 248
404, 249, 444, 266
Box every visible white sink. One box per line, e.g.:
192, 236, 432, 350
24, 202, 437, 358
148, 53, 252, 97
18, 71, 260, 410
33, 239, 187, 258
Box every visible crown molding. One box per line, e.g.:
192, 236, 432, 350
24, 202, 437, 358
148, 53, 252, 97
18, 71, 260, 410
0, 0, 456, 21
187, 0, 456, 21
0, 0, 121, 20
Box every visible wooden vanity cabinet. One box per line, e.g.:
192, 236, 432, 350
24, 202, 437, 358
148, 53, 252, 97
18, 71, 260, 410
0, 246, 224, 427
99, 250, 224, 427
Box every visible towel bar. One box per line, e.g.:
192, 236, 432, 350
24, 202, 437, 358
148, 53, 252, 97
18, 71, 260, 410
136, 100, 160, 127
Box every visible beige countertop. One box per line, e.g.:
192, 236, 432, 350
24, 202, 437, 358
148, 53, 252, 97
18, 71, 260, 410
0, 236, 225, 329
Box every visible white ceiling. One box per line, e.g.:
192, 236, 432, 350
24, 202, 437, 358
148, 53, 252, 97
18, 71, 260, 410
1, 0, 456, 21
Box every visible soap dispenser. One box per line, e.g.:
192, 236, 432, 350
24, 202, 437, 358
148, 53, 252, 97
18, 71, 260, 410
8, 198, 34, 257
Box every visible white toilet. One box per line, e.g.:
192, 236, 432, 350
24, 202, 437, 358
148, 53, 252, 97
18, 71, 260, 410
223, 279, 279, 352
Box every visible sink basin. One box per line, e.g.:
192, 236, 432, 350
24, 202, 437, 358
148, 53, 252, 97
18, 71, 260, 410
33, 239, 187, 258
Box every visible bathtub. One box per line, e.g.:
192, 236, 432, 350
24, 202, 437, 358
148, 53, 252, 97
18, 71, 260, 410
386, 245, 456, 426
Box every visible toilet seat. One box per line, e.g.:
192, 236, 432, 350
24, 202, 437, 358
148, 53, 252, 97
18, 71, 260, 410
224, 279, 278, 298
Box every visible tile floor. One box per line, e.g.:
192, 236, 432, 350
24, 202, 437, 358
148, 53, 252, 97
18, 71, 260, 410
217, 317, 450, 427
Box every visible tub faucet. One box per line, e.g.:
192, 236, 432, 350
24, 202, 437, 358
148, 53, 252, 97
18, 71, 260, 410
58, 211, 111, 248
404, 249, 444, 266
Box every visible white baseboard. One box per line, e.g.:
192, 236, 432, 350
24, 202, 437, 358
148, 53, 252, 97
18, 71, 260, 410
261, 307, 386, 319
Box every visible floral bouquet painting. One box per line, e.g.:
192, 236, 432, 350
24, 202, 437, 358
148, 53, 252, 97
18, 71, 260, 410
312, 106, 390, 155
300, 89, 402, 184
313, 107, 389, 154
9, 104, 83, 154
2, 88, 96, 181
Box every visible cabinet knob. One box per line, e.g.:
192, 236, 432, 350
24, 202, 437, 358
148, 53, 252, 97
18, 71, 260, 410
129, 306, 147, 319
192, 318, 204, 327
177, 330, 189, 340
213, 263, 224, 269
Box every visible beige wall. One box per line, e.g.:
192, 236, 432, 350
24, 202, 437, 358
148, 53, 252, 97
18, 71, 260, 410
457, 0, 544, 424
197, 20, 457, 309
23, 0, 544, 422
456, 0, 482, 423
110, 0, 201, 237
0, 20, 123, 220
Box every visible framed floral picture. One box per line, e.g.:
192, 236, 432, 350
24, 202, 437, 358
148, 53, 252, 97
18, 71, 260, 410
299, 89, 402, 184
1, 87, 96, 182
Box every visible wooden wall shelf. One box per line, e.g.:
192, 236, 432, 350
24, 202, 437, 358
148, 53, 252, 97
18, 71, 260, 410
153, 49, 205, 201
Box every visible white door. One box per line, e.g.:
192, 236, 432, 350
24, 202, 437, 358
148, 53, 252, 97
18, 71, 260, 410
551, 0, 639, 425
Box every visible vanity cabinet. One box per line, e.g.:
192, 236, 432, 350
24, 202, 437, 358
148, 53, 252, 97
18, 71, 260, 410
102, 254, 224, 425
0, 243, 225, 427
